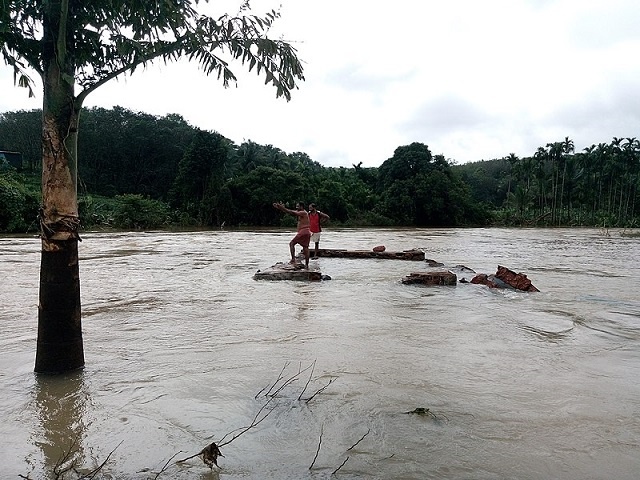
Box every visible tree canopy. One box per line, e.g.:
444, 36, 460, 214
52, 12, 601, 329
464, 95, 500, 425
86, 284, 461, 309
3, 107, 640, 232
1, 0, 304, 102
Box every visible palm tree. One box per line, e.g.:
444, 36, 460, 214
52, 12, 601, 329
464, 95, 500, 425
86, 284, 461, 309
533, 147, 549, 218
546, 142, 563, 224
504, 153, 519, 199
621, 137, 640, 223
559, 137, 575, 223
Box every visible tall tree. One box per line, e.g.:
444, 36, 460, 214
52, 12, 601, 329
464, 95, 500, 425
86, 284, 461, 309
1, 0, 304, 373
560, 137, 574, 221
377, 143, 434, 224
78, 107, 197, 198
0, 109, 42, 171
504, 152, 518, 200
170, 129, 231, 225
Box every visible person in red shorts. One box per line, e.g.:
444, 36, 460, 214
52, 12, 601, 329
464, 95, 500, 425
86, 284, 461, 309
308, 203, 330, 259
273, 201, 311, 268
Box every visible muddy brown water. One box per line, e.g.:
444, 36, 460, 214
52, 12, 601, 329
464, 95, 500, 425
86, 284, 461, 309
1, 228, 639, 479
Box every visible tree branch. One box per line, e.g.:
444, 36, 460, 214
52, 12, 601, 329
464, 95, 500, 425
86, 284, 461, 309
297, 359, 316, 401
332, 456, 350, 475
257, 361, 290, 398
308, 423, 323, 470
347, 428, 371, 451
217, 395, 277, 447
78, 440, 123, 479
304, 377, 336, 404
154, 451, 181, 479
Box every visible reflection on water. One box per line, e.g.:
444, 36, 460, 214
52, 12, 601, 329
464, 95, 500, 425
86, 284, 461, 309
1, 228, 639, 479
33, 372, 90, 477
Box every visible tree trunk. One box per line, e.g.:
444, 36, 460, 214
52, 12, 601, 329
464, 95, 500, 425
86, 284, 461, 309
35, 4, 84, 373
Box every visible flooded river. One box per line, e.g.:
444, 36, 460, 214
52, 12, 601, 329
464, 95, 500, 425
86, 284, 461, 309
1, 228, 639, 479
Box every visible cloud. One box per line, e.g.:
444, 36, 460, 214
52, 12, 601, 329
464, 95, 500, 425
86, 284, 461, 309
402, 95, 490, 135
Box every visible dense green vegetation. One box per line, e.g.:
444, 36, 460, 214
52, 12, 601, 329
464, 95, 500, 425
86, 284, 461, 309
455, 137, 640, 227
2, 108, 639, 233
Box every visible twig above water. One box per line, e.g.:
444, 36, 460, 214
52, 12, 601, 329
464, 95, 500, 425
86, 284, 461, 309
78, 440, 123, 479
268, 362, 314, 398
309, 423, 324, 470
297, 359, 316, 401
332, 456, 350, 475
154, 451, 181, 479
304, 377, 336, 404
217, 395, 277, 447
256, 361, 291, 398
347, 428, 371, 451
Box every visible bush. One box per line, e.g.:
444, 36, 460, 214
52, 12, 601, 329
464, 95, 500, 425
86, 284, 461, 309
0, 171, 39, 233
78, 194, 117, 229
111, 194, 172, 230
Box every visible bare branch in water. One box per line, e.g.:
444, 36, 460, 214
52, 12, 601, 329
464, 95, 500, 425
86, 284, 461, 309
175, 451, 202, 464
332, 456, 350, 474
347, 428, 371, 451
217, 395, 278, 447
268, 362, 314, 398
297, 359, 316, 401
304, 377, 336, 404
309, 423, 324, 470
53, 437, 79, 478
256, 361, 291, 398
257, 361, 318, 400
78, 440, 123, 479
154, 451, 181, 479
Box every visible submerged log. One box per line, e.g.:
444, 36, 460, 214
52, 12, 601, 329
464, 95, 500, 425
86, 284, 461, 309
315, 248, 425, 261
254, 262, 324, 281
402, 271, 457, 286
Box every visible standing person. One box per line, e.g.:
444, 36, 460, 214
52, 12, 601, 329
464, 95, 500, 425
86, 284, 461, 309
308, 203, 330, 259
273, 201, 311, 268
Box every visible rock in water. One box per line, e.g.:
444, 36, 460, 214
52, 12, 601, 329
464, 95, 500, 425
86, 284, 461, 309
471, 265, 539, 292
254, 262, 323, 281
402, 271, 457, 286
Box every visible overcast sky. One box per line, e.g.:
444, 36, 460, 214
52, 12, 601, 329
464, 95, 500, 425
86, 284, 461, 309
2, 0, 640, 167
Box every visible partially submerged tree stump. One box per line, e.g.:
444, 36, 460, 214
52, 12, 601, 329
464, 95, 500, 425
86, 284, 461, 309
315, 248, 425, 260
254, 262, 324, 281
402, 271, 457, 286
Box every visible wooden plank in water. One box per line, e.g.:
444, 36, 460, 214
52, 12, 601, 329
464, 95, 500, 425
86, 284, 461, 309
315, 248, 424, 261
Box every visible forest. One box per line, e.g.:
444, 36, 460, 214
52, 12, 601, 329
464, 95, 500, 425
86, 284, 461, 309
1, 107, 639, 233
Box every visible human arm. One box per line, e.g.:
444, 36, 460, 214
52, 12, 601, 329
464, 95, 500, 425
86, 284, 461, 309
318, 211, 330, 221
273, 202, 298, 216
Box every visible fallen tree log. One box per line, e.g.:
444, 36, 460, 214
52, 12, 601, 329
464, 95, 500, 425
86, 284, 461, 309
315, 248, 425, 261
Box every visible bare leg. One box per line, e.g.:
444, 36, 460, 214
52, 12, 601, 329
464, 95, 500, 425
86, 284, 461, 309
303, 246, 310, 268
289, 240, 296, 264
314, 242, 320, 258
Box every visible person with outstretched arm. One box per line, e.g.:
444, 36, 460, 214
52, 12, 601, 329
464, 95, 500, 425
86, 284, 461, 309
273, 201, 311, 268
